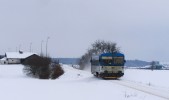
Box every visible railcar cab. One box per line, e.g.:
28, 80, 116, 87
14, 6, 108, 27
91, 52, 126, 79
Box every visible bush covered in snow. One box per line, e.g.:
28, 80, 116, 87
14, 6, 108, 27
22, 55, 64, 79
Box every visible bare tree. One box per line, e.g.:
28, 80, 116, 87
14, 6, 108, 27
78, 40, 120, 70
150, 61, 157, 71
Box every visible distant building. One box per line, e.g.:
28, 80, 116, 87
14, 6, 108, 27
151, 61, 164, 70
0, 51, 38, 64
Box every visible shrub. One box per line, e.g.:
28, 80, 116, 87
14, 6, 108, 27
23, 55, 64, 79
23, 55, 51, 79
50, 64, 64, 79
38, 66, 50, 79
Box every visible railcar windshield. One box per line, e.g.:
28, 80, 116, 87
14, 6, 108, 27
100, 56, 125, 66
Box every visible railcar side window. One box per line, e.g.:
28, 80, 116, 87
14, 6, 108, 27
91, 60, 99, 66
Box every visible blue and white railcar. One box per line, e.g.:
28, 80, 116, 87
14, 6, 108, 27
91, 52, 126, 79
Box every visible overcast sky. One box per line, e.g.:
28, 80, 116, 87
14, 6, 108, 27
0, 0, 169, 61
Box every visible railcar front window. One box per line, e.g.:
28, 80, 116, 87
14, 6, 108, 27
113, 57, 124, 65
101, 56, 113, 66
102, 59, 113, 65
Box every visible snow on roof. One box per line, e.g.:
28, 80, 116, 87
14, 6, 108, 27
0, 57, 6, 61
5, 52, 37, 59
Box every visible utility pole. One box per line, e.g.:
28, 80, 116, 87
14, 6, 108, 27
46, 37, 50, 57
41, 40, 44, 56
19, 44, 21, 51
30, 42, 32, 52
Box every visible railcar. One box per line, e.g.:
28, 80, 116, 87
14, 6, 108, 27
90, 52, 125, 79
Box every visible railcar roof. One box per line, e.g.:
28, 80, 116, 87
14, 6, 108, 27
100, 52, 124, 57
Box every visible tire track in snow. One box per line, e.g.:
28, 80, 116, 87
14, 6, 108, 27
111, 80, 169, 100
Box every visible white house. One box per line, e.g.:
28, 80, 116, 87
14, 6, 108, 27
0, 51, 37, 64
0, 57, 7, 64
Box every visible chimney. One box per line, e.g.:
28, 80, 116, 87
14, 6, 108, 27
19, 50, 23, 54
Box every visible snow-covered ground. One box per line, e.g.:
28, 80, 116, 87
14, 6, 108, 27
0, 64, 168, 100
122, 69, 169, 89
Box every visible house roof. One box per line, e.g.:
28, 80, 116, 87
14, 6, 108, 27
0, 57, 6, 61
5, 52, 37, 59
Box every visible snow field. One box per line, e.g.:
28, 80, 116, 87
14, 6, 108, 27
122, 69, 169, 89
0, 64, 167, 100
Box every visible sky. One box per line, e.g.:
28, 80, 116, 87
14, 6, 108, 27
0, 0, 169, 62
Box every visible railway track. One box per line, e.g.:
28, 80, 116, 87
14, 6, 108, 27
112, 80, 169, 100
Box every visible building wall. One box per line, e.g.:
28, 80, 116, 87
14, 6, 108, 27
0, 60, 6, 64
7, 58, 21, 64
